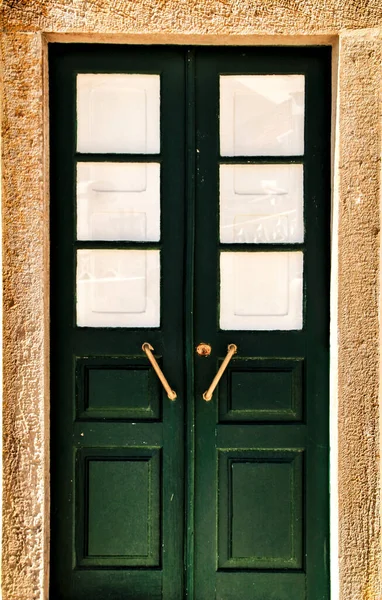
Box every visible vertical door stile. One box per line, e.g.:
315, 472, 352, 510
194, 48, 221, 600
160, 48, 187, 600
184, 47, 197, 600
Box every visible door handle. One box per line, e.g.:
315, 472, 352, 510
203, 344, 237, 401
142, 343, 177, 401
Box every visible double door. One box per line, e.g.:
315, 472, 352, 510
49, 44, 331, 600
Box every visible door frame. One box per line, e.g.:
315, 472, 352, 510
1, 25, 382, 600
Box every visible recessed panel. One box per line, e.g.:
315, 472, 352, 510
215, 572, 306, 600
76, 357, 161, 421
77, 74, 160, 154
220, 252, 303, 330
219, 164, 303, 243
220, 75, 304, 156
219, 359, 303, 422
77, 163, 160, 241
76, 250, 160, 328
77, 448, 161, 568
218, 450, 303, 570
88, 460, 149, 556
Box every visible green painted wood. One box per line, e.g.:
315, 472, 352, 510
87, 460, 150, 557
218, 450, 303, 570
50, 44, 330, 600
193, 46, 330, 600
184, 47, 197, 600
76, 357, 161, 420
88, 370, 149, 411
49, 44, 186, 600
219, 358, 303, 422
216, 572, 306, 600
77, 448, 161, 567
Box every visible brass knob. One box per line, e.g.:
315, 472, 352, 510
196, 343, 212, 357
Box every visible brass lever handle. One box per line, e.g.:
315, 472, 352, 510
142, 343, 177, 401
203, 344, 237, 401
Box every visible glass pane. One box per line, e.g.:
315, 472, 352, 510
77, 74, 160, 154
77, 250, 160, 328
220, 164, 303, 243
220, 252, 303, 330
77, 163, 160, 241
220, 75, 304, 156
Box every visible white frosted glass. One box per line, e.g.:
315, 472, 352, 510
219, 164, 303, 243
77, 74, 160, 153
77, 163, 160, 241
220, 252, 303, 330
77, 250, 160, 328
220, 75, 304, 156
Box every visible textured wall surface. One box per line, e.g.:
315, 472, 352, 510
1, 0, 382, 34
337, 30, 382, 600
0, 32, 48, 600
1, 2, 382, 600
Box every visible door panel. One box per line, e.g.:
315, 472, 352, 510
217, 449, 303, 570
218, 358, 304, 422
76, 357, 162, 421
193, 47, 330, 600
49, 45, 186, 600
50, 44, 330, 600
76, 447, 161, 568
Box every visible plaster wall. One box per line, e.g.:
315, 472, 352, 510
1, 1, 382, 599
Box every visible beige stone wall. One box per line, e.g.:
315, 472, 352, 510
1, 1, 382, 599
336, 29, 382, 599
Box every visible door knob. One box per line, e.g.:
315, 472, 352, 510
203, 344, 237, 401
142, 343, 177, 401
196, 343, 212, 356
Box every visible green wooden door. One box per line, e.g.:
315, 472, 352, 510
50, 45, 330, 600
192, 48, 330, 600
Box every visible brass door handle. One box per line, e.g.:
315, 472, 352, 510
203, 344, 237, 401
142, 343, 177, 401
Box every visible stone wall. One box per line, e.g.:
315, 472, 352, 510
1, 1, 382, 598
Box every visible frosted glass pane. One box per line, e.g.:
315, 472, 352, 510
220, 75, 304, 156
77, 74, 160, 153
77, 163, 160, 241
220, 164, 303, 243
77, 250, 160, 328
220, 252, 303, 330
